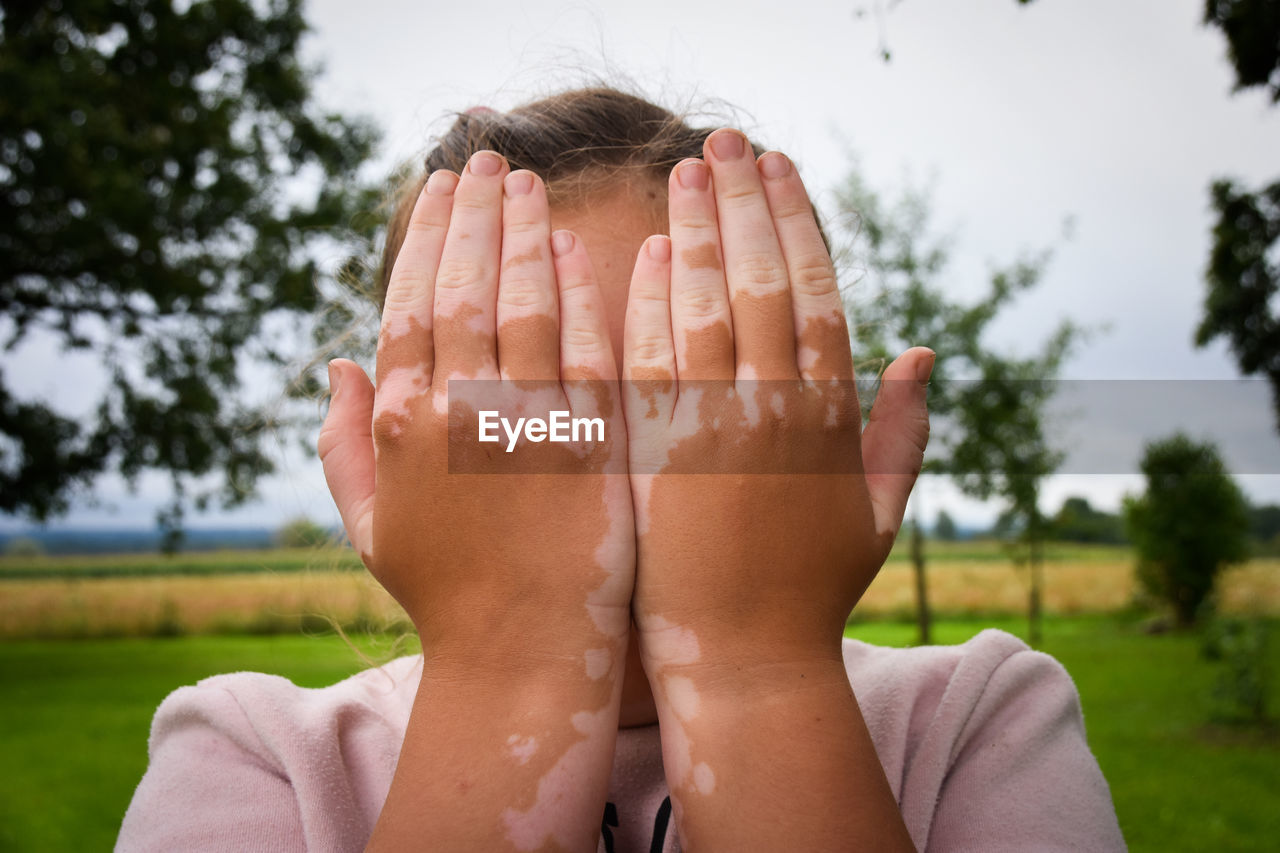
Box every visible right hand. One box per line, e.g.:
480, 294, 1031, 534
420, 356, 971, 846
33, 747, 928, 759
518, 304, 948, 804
318, 152, 634, 675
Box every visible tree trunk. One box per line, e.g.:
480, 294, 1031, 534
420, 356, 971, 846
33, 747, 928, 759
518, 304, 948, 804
912, 511, 932, 646
1028, 530, 1043, 647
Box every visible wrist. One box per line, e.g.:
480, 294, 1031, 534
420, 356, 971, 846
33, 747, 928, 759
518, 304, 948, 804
416, 601, 630, 683
420, 632, 627, 700
646, 648, 852, 711
637, 615, 848, 695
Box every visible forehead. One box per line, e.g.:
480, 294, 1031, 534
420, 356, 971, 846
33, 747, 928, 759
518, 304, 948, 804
550, 179, 669, 282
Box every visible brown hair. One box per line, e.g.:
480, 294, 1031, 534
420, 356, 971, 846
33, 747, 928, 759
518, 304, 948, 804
377, 87, 768, 304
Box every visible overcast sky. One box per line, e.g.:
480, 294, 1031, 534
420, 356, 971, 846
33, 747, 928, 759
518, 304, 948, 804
6, 0, 1279, 531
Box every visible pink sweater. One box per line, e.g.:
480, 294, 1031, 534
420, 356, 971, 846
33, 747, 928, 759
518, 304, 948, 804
117, 629, 1125, 851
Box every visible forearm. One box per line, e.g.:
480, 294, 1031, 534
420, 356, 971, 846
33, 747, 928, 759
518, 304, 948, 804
651, 654, 914, 852
367, 654, 623, 852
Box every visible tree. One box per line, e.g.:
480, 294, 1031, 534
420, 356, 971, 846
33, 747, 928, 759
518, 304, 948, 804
932, 509, 958, 541
945, 334, 1075, 646
1202, 0, 1280, 102
1050, 495, 1126, 544
1249, 502, 1280, 544
839, 161, 1081, 646
3, 536, 45, 558
1124, 433, 1250, 627
0, 0, 380, 541
1197, 178, 1280, 435
868, 0, 1280, 438
275, 515, 329, 549
1173, 0, 1280, 435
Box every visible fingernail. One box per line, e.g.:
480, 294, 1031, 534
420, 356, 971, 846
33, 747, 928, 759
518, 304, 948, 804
647, 235, 671, 263
328, 361, 342, 399
505, 170, 534, 197
676, 159, 709, 191
551, 230, 575, 257
469, 150, 503, 176
708, 129, 746, 161
758, 152, 792, 180
426, 170, 458, 195
917, 350, 936, 385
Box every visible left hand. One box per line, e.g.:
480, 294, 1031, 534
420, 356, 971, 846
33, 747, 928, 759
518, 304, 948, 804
622, 127, 933, 692
620, 130, 930, 848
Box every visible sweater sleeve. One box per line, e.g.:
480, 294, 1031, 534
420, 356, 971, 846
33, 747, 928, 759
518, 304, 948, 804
923, 648, 1126, 852
115, 683, 308, 853
116, 660, 413, 853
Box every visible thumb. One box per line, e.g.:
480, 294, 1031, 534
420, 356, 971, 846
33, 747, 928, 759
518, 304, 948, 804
317, 359, 377, 563
861, 347, 934, 549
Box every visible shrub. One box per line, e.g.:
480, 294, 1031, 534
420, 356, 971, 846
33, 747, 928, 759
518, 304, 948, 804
1124, 434, 1249, 627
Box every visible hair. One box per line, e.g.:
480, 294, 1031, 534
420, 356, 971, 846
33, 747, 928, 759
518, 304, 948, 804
377, 87, 771, 305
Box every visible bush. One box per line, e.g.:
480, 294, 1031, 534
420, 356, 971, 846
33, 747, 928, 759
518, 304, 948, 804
1124, 434, 1249, 627
1202, 617, 1270, 725
3, 537, 46, 558
275, 517, 331, 549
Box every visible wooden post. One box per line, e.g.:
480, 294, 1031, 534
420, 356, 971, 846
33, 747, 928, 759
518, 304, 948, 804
912, 511, 932, 646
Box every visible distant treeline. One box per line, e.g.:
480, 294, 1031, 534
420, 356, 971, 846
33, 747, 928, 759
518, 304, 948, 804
934, 498, 1280, 550
0, 527, 277, 555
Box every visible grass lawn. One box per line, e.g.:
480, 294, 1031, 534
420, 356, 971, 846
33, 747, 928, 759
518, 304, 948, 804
3, 619, 1277, 851
0, 632, 417, 852
848, 617, 1280, 851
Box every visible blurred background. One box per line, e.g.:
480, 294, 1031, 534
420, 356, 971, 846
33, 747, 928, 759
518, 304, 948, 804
1, 0, 1277, 850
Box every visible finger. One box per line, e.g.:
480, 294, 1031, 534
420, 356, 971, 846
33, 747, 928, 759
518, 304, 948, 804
376, 170, 456, 392
622, 235, 677, 427
758, 151, 854, 382
318, 360, 377, 563
704, 129, 797, 380
623, 235, 677, 382
497, 170, 559, 381
432, 150, 509, 382
668, 158, 734, 381
862, 348, 935, 548
553, 230, 618, 383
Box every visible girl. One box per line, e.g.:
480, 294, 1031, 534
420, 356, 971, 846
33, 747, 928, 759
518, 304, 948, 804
118, 88, 1125, 852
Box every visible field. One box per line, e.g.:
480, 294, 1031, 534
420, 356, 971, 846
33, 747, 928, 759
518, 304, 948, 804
1, 542, 1277, 851
2, 542, 1277, 639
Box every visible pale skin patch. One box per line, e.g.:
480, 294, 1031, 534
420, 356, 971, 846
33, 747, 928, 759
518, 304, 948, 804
372, 363, 431, 435
692, 762, 716, 795
583, 474, 636, 633
796, 311, 855, 381
638, 613, 702, 668
505, 734, 539, 766
796, 344, 822, 375
627, 379, 862, 475
626, 367, 673, 421
584, 647, 612, 680
769, 389, 787, 419
500, 704, 618, 850
660, 702, 696, 787
664, 675, 700, 722
379, 304, 432, 344
633, 615, 715, 801
629, 473, 654, 537
825, 397, 842, 429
